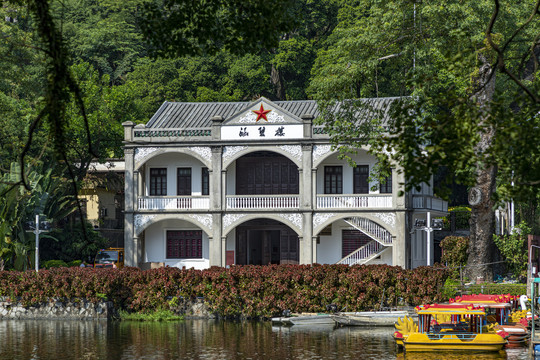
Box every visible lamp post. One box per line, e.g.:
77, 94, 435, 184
414, 212, 443, 266
26, 215, 51, 272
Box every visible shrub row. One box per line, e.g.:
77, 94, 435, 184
0, 264, 449, 318
442, 281, 527, 298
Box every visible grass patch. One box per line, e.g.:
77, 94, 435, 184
118, 309, 184, 322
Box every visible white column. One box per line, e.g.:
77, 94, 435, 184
123, 147, 136, 267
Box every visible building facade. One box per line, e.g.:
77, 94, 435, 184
122, 97, 447, 270
80, 160, 125, 248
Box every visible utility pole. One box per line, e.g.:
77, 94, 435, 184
414, 212, 443, 266
26, 215, 51, 272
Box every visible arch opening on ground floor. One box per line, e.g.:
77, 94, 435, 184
233, 219, 299, 265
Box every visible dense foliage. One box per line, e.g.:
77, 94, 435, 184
441, 279, 526, 299
493, 222, 531, 280
0, 264, 449, 317
440, 236, 470, 279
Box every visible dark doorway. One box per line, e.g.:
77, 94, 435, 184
236, 220, 298, 265
236, 151, 299, 195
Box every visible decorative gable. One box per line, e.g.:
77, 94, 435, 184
221, 97, 304, 140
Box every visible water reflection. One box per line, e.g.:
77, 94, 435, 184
0, 320, 529, 360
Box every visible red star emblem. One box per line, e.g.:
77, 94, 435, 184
252, 104, 271, 122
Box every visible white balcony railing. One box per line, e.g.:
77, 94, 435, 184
226, 195, 299, 209
316, 194, 392, 209
138, 196, 210, 210
412, 195, 448, 212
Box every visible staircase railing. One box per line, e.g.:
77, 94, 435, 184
344, 217, 393, 246
337, 240, 382, 266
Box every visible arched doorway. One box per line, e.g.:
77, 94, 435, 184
235, 219, 299, 265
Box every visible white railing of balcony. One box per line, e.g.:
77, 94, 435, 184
337, 241, 382, 266
226, 195, 299, 209
412, 195, 448, 212
138, 196, 210, 210
316, 194, 392, 209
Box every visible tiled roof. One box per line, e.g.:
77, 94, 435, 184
145, 98, 400, 129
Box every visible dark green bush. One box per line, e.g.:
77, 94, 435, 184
42, 260, 68, 269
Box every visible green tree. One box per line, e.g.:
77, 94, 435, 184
126, 52, 273, 105
0, 163, 78, 270
493, 222, 531, 280
309, 0, 540, 280
56, 0, 146, 84
40, 221, 109, 264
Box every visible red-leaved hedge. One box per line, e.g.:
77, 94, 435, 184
0, 264, 449, 318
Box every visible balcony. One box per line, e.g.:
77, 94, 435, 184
412, 195, 448, 212
138, 196, 210, 210
316, 194, 392, 209
226, 195, 299, 209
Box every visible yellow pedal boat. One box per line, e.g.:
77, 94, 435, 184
394, 304, 507, 352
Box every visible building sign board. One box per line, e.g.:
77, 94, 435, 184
221, 124, 303, 140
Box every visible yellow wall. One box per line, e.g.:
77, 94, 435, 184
79, 188, 117, 226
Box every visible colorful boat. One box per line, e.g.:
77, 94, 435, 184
449, 294, 529, 346
394, 304, 507, 352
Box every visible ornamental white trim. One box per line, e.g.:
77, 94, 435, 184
312, 145, 332, 163
373, 212, 396, 227
223, 146, 247, 162
278, 145, 302, 162
237, 111, 286, 124
135, 147, 159, 164
266, 111, 286, 123
223, 214, 247, 228
134, 214, 156, 234
187, 146, 212, 162
313, 213, 335, 228
279, 213, 302, 230
189, 214, 213, 230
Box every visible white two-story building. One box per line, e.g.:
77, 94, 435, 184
122, 97, 447, 269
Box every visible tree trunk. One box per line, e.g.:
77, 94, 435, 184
467, 165, 497, 282
271, 64, 286, 100
466, 53, 497, 282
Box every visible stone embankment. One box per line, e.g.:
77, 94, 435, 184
0, 296, 213, 320
0, 297, 114, 320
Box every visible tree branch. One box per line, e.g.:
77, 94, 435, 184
486, 0, 540, 103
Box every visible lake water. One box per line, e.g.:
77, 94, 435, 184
0, 320, 530, 359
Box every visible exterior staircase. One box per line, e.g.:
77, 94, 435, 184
337, 217, 393, 266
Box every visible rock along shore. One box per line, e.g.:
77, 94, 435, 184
0, 296, 214, 320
